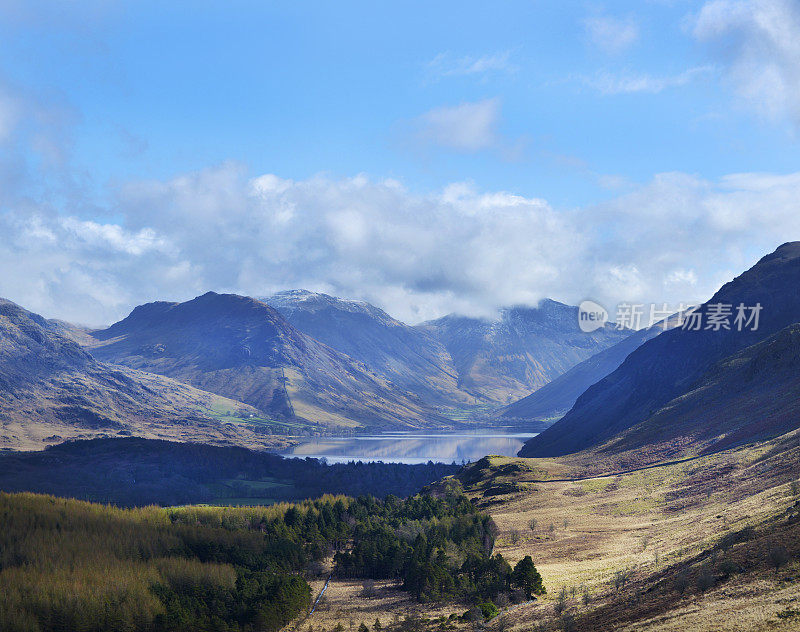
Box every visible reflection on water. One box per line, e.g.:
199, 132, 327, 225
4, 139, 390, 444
281, 429, 538, 464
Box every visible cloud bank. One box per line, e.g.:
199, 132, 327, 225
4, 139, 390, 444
1, 158, 797, 326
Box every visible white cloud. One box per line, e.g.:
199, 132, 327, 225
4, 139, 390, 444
1, 73, 799, 328
586, 66, 715, 94
411, 99, 508, 153
692, 0, 800, 125
2, 162, 799, 327
425, 51, 515, 80
584, 15, 640, 55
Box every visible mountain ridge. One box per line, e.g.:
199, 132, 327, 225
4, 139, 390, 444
0, 297, 281, 451
88, 291, 448, 431
419, 299, 630, 403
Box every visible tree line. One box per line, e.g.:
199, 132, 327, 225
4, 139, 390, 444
0, 485, 545, 631
0, 437, 460, 506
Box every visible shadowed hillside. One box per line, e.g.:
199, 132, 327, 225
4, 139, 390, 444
500, 323, 669, 423
0, 298, 283, 451
521, 242, 800, 458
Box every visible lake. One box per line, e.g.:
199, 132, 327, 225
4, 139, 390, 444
281, 429, 538, 464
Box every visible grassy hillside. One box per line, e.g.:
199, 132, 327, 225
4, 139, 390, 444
450, 428, 800, 631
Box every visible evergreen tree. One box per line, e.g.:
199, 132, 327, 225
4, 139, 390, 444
511, 556, 545, 599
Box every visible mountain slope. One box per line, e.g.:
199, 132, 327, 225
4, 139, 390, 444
0, 298, 275, 451
499, 324, 667, 422
261, 290, 473, 404
419, 299, 629, 404
584, 322, 800, 468
520, 241, 800, 457
88, 292, 446, 431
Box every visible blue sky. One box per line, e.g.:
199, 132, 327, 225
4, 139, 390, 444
1, 1, 800, 324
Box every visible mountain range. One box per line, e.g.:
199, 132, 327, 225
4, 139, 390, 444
261, 290, 471, 405
87, 291, 443, 432
6, 241, 800, 460
418, 300, 628, 403
0, 288, 632, 449
263, 291, 627, 407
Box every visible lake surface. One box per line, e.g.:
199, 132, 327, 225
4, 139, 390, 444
281, 429, 538, 464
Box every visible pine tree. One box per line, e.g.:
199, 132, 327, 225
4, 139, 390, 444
511, 556, 545, 599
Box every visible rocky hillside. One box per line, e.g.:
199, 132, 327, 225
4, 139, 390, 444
419, 299, 629, 404
262, 290, 473, 405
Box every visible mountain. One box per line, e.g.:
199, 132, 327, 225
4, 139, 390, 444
0, 297, 274, 451
500, 317, 678, 422
585, 322, 800, 468
87, 292, 446, 431
520, 241, 800, 458
418, 299, 630, 404
261, 290, 473, 404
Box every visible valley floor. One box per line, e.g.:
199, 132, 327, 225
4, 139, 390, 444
296, 429, 800, 632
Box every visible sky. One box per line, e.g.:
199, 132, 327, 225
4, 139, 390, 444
1, 0, 800, 325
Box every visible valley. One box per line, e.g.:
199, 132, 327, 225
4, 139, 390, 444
2, 243, 800, 632
5, 6, 800, 631
302, 429, 800, 632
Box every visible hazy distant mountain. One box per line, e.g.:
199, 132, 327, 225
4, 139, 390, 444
0, 298, 269, 451
418, 300, 630, 404
520, 242, 800, 458
500, 319, 677, 423
88, 292, 446, 431
261, 290, 473, 404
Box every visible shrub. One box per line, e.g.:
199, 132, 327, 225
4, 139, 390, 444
560, 612, 576, 632
674, 569, 690, 594
768, 545, 791, 572
718, 557, 739, 578
479, 602, 499, 620
554, 586, 568, 614
696, 567, 715, 592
